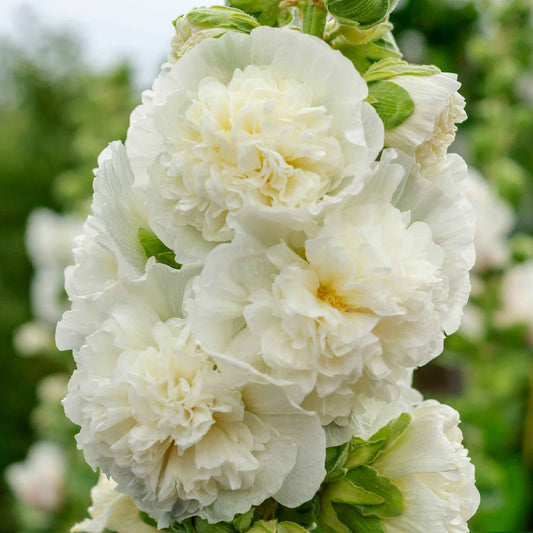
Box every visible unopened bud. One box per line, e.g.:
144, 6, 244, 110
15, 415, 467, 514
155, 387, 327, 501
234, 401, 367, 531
169, 7, 258, 63
326, 0, 399, 28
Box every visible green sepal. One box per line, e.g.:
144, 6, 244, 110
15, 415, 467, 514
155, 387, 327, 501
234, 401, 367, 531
323, 478, 385, 506
233, 509, 255, 532
277, 522, 310, 533
368, 412, 412, 459
345, 466, 405, 519
183, 6, 259, 33
318, 498, 352, 533
325, 0, 399, 29
247, 520, 277, 533
138, 227, 182, 269
326, 413, 411, 479
364, 58, 441, 82
368, 80, 415, 130
328, 22, 401, 75
332, 503, 385, 533
326, 441, 352, 475
344, 439, 387, 469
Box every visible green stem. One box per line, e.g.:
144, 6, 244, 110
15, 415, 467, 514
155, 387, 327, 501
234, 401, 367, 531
302, 0, 328, 39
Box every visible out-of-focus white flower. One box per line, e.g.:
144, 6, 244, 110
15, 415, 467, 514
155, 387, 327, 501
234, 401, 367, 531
60, 262, 325, 527
373, 401, 480, 533
127, 26, 384, 262
37, 373, 69, 404
13, 321, 54, 356
72, 474, 158, 533
186, 150, 474, 429
384, 73, 466, 176
459, 304, 485, 341
497, 260, 533, 342
26, 208, 83, 325
5, 441, 66, 513
464, 168, 514, 272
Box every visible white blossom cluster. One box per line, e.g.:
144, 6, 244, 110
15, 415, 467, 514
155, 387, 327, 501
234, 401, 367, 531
57, 26, 479, 531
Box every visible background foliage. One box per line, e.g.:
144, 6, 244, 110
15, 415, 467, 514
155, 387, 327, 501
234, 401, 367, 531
0, 0, 531, 531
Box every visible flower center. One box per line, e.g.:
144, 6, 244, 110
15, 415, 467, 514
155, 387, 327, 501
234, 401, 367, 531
317, 283, 357, 313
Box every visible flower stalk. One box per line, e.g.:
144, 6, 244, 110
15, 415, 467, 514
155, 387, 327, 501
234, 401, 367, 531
302, 0, 327, 38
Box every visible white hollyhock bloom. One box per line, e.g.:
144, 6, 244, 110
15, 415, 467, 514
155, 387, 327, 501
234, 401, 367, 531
72, 474, 158, 533
384, 73, 466, 175
186, 150, 475, 428
37, 373, 69, 403
464, 168, 514, 272
60, 262, 325, 527
5, 441, 66, 513
372, 401, 480, 533
26, 208, 82, 325
496, 260, 533, 342
127, 26, 383, 262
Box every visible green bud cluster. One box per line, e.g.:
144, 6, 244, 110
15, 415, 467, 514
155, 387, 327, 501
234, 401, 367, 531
317, 413, 411, 533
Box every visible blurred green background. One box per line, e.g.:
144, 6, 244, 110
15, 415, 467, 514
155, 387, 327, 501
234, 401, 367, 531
0, 0, 532, 531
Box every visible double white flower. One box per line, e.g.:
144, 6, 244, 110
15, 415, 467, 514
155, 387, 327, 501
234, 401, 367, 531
57, 25, 478, 531
186, 149, 474, 430
127, 27, 383, 262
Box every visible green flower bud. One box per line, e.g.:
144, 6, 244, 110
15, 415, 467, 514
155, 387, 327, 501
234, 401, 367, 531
318, 414, 410, 533
327, 21, 401, 75
169, 7, 259, 63
325, 0, 399, 28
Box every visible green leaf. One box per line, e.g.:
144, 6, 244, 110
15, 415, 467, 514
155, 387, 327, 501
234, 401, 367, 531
345, 466, 405, 519
138, 227, 182, 269
364, 58, 441, 82
185, 6, 259, 33
333, 503, 385, 533
326, 0, 398, 28
276, 499, 317, 528
233, 509, 255, 533
368, 80, 415, 130
139, 511, 159, 528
